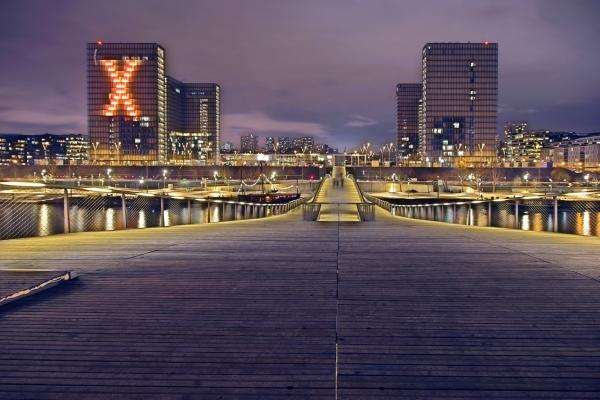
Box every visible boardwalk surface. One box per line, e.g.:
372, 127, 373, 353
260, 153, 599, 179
1, 207, 600, 398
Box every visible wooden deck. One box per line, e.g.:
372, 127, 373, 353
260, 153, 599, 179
1, 207, 600, 398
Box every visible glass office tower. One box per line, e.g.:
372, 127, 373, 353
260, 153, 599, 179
419, 42, 498, 166
396, 83, 422, 164
87, 42, 167, 165
167, 78, 221, 164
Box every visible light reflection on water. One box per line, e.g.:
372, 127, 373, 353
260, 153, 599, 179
389, 200, 600, 237
521, 213, 530, 231
138, 210, 146, 228
211, 204, 220, 222
2, 199, 270, 240
105, 208, 115, 231
38, 204, 51, 236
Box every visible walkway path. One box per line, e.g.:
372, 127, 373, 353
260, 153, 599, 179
315, 166, 362, 222
1, 207, 600, 398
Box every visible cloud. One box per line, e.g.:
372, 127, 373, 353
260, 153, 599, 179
0, 108, 83, 128
223, 111, 327, 136
344, 115, 378, 128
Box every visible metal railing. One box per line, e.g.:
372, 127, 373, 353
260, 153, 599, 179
309, 175, 328, 203
0, 186, 305, 241
365, 193, 600, 237
302, 203, 322, 221
357, 203, 375, 221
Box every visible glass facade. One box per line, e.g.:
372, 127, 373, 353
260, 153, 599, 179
167, 78, 221, 164
396, 83, 422, 163
419, 42, 498, 166
88, 42, 167, 165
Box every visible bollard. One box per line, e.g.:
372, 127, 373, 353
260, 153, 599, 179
121, 194, 127, 229
206, 201, 211, 223
63, 188, 70, 234
488, 201, 492, 227
453, 204, 457, 224
514, 200, 519, 229
160, 197, 165, 227
187, 199, 192, 224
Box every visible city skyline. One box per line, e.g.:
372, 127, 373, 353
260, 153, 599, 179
1, 1, 600, 149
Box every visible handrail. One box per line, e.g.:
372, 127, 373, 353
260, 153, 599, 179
347, 174, 367, 203
309, 174, 329, 203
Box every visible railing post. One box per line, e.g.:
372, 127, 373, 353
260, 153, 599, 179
187, 199, 192, 224
63, 188, 70, 234
207, 202, 211, 223
468, 203, 472, 225
160, 197, 165, 227
553, 196, 558, 232
488, 201, 492, 227
514, 200, 519, 229
121, 194, 127, 229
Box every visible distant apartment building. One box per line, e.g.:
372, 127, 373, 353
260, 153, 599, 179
240, 133, 259, 153
277, 137, 293, 154
264, 136, 276, 153
502, 122, 569, 166
0, 133, 88, 166
542, 134, 600, 171
219, 141, 236, 154
167, 78, 221, 164
87, 42, 220, 165
396, 83, 422, 163
415, 42, 498, 166
314, 143, 337, 154
292, 136, 315, 153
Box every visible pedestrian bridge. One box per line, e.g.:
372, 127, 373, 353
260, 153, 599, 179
1, 183, 600, 398
314, 166, 363, 222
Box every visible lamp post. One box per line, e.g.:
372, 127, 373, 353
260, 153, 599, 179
257, 154, 269, 195
162, 169, 168, 189
106, 168, 112, 187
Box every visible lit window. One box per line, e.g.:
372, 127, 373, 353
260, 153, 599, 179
453, 122, 460, 129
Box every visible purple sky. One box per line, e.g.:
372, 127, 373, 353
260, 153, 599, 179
1, 0, 599, 149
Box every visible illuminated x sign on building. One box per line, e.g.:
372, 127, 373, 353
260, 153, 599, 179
100, 59, 143, 118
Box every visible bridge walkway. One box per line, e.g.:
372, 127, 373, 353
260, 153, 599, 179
315, 166, 362, 222
1, 206, 600, 398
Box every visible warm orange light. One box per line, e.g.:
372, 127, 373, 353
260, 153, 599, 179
100, 59, 143, 118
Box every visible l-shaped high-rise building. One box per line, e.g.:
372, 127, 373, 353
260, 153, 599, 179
87, 42, 220, 165
397, 42, 498, 166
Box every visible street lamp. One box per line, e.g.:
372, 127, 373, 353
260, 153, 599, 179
583, 173, 590, 187
257, 154, 270, 194
162, 169, 168, 188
